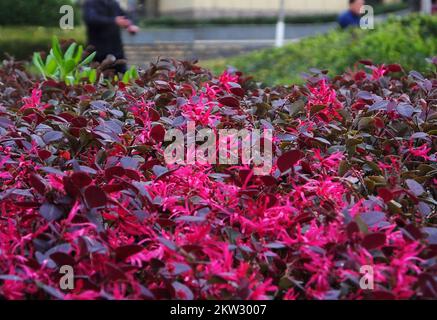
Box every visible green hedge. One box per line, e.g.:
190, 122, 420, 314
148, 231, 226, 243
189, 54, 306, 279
205, 14, 437, 85
0, 27, 85, 60
0, 0, 79, 27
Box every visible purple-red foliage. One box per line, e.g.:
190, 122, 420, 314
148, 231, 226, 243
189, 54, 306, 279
0, 58, 436, 300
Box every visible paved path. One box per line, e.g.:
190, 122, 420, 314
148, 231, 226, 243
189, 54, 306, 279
123, 22, 337, 44
122, 22, 336, 65
122, 10, 410, 65
123, 9, 410, 44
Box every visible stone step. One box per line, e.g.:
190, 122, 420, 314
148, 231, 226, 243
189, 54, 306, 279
123, 42, 272, 66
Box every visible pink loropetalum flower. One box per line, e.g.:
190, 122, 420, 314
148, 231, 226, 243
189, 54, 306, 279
408, 141, 432, 161
20, 87, 49, 111
371, 64, 388, 80
306, 79, 343, 121
218, 70, 240, 92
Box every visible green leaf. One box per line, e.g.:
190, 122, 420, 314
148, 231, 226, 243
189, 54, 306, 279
79, 52, 96, 67
65, 75, 75, 86
131, 67, 139, 79
44, 55, 58, 76
88, 69, 97, 84
32, 52, 46, 78
51, 36, 63, 65
63, 59, 76, 75
74, 45, 84, 64
122, 69, 131, 84
64, 43, 77, 60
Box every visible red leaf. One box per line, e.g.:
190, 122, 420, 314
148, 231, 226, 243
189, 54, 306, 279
277, 150, 304, 172
71, 116, 88, 128
404, 224, 424, 241
378, 188, 393, 202
148, 108, 160, 121
84, 186, 107, 208
230, 87, 245, 98
105, 166, 126, 180
115, 245, 143, 261
359, 59, 373, 66
371, 290, 395, 300
346, 222, 360, 238
63, 176, 80, 197
58, 112, 75, 122
83, 84, 96, 93
362, 232, 386, 250
50, 252, 75, 267
142, 159, 161, 171
14, 202, 39, 208
71, 172, 93, 188
102, 184, 125, 193
38, 150, 52, 160
125, 169, 141, 181
259, 175, 277, 186
218, 96, 239, 108
29, 174, 47, 195
105, 263, 126, 281
386, 64, 403, 73
150, 124, 166, 143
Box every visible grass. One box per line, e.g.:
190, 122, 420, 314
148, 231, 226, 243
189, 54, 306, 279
0, 26, 86, 60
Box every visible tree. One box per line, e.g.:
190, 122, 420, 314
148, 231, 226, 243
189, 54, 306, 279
138, 0, 159, 18
0, 0, 78, 26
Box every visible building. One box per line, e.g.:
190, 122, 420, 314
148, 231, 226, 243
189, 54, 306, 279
120, 0, 402, 19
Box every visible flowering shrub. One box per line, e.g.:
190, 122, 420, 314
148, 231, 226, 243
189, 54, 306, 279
0, 57, 436, 300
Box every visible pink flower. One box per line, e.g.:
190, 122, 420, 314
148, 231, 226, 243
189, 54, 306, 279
371, 65, 388, 80
20, 88, 49, 111
306, 79, 343, 121
408, 141, 431, 160
219, 70, 240, 91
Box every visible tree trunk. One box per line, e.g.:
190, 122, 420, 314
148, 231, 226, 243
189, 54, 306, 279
145, 0, 159, 18
409, 0, 421, 11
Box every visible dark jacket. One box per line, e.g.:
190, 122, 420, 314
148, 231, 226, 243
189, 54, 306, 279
83, 0, 126, 61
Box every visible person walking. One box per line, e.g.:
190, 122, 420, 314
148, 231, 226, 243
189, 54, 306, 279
338, 0, 365, 29
83, 0, 140, 73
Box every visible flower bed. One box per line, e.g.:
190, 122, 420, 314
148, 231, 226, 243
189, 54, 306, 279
0, 57, 436, 300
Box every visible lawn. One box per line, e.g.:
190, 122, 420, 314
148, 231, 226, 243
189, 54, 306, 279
0, 26, 85, 60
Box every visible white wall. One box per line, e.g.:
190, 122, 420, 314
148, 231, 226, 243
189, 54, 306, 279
160, 0, 351, 17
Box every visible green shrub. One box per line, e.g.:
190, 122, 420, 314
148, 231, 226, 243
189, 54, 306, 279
33, 37, 96, 85
0, 0, 79, 27
0, 27, 85, 60
205, 14, 437, 85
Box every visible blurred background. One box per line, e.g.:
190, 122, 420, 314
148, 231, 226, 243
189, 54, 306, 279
0, 0, 436, 84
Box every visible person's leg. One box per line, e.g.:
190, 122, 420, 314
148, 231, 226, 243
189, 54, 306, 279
114, 63, 127, 74
114, 52, 128, 74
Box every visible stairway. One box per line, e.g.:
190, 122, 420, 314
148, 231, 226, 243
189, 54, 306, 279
124, 40, 276, 67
